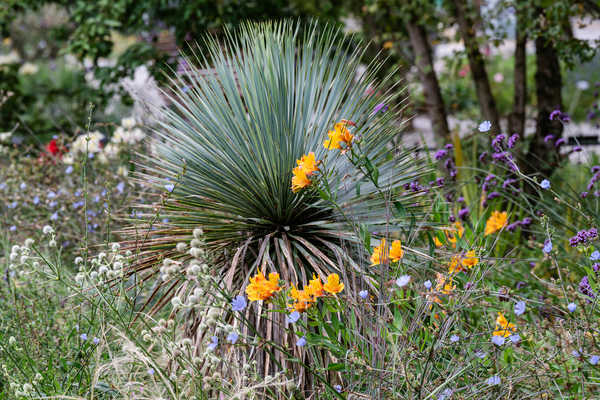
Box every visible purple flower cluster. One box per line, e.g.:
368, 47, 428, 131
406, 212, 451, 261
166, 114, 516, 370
506, 217, 533, 232
507, 134, 519, 148
569, 228, 598, 247
549, 109, 570, 123
486, 134, 520, 171
433, 144, 457, 178
579, 276, 596, 299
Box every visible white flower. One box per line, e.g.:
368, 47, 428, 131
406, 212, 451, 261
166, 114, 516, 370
576, 80, 590, 91
42, 225, 54, 235
18, 62, 39, 75
0, 131, 12, 143
396, 275, 411, 287
0, 51, 20, 65
121, 117, 136, 129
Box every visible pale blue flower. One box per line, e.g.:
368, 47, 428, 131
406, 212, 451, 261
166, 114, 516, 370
509, 334, 520, 344
334, 384, 342, 393
50, 212, 58, 221
568, 302, 577, 312
165, 183, 175, 193
19, 182, 26, 190
359, 290, 368, 299
540, 179, 550, 190
33, 196, 39, 205
478, 121, 492, 132
491, 335, 505, 346
486, 375, 501, 386
475, 350, 487, 359
591, 251, 600, 261
148, 368, 154, 375
226, 332, 239, 344
396, 275, 411, 287
93, 337, 100, 344
287, 311, 301, 324
543, 240, 552, 253
438, 388, 454, 400
207, 335, 218, 351
296, 336, 307, 347
116, 181, 125, 194
590, 355, 599, 365
424, 280, 432, 289
9, 225, 16, 232
47, 190, 56, 199
65, 166, 73, 175
514, 300, 526, 316
231, 295, 247, 312
450, 334, 459, 343
80, 333, 87, 341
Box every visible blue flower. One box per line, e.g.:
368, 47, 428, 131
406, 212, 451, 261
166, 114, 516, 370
334, 384, 342, 393
9, 225, 16, 232
486, 375, 501, 386
93, 337, 100, 344
543, 239, 552, 254
148, 368, 155, 375
47, 190, 56, 199
19, 182, 26, 190
50, 212, 58, 221
207, 335, 218, 351
438, 388, 454, 400
540, 179, 550, 189
478, 121, 492, 132
568, 302, 577, 312
424, 280, 432, 290
509, 334, 520, 344
80, 333, 87, 341
231, 295, 247, 312
491, 335, 505, 346
65, 166, 74, 175
396, 275, 411, 287
296, 336, 307, 347
590, 355, 599, 365
450, 334, 459, 343
165, 183, 175, 193
116, 181, 125, 194
359, 289, 368, 299
287, 311, 301, 324
226, 332, 239, 344
33, 196, 39, 205
591, 251, 600, 261
514, 300, 526, 316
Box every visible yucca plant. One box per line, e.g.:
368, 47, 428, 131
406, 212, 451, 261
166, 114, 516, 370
124, 21, 429, 319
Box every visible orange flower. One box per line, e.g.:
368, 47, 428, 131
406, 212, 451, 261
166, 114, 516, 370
323, 121, 354, 150
306, 274, 324, 300
370, 238, 389, 265
291, 166, 311, 192
323, 273, 344, 294
390, 240, 404, 262
484, 211, 508, 236
434, 221, 464, 248
448, 250, 479, 274
246, 270, 281, 301
493, 312, 516, 337
435, 272, 455, 295
296, 152, 319, 176
291, 153, 320, 193
289, 285, 313, 312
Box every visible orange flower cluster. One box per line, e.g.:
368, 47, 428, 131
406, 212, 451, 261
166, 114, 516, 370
434, 221, 464, 248
370, 238, 404, 265
484, 210, 508, 236
289, 273, 344, 312
323, 120, 354, 151
493, 312, 517, 337
448, 250, 479, 274
246, 270, 281, 301
291, 152, 320, 192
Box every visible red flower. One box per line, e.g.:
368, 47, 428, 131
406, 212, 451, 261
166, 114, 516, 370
46, 139, 60, 156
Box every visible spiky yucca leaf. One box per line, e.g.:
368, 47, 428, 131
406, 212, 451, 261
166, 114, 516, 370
125, 21, 429, 308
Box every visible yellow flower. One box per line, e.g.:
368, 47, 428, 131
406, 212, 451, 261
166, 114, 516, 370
306, 274, 324, 300
323, 273, 344, 294
323, 121, 354, 150
493, 312, 516, 337
291, 166, 311, 192
390, 240, 404, 262
383, 41, 393, 49
434, 221, 464, 248
246, 270, 281, 301
435, 272, 455, 295
370, 238, 389, 265
484, 210, 508, 236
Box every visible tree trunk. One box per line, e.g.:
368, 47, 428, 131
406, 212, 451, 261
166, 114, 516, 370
405, 20, 450, 140
508, 11, 526, 136
451, 0, 500, 133
527, 35, 563, 177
